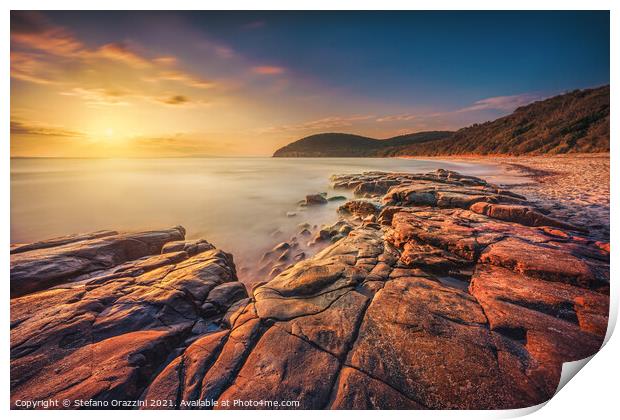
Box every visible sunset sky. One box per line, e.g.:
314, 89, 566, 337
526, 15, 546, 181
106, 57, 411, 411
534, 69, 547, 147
10, 11, 609, 157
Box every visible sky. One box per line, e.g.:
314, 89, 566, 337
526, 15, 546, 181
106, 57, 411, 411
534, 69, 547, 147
10, 11, 610, 157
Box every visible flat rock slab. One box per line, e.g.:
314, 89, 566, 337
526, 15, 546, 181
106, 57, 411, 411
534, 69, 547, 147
10, 228, 248, 407
10, 226, 187, 297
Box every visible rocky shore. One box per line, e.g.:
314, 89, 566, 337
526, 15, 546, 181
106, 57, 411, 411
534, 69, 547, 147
10, 169, 609, 410
412, 153, 610, 241
498, 153, 610, 242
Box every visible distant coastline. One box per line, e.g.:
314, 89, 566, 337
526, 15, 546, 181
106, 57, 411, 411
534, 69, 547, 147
273, 85, 609, 158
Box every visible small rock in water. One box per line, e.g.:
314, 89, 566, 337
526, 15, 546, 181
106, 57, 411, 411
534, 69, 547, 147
315, 229, 332, 242
330, 234, 344, 243
277, 249, 290, 262
327, 195, 347, 201
305, 194, 328, 206
338, 225, 353, 235
286, 211, 297, 217
273, 242, 291, 251
269, 265, 284, 278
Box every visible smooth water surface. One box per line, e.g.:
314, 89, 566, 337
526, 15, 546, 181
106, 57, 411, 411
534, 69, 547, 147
11, 157, 517, 276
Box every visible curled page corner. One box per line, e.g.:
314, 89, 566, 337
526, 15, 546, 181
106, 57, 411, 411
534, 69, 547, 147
493, 401, 548, 419
556, 289, 616, 394
602, 287, 618, 347
495, 355, 600, 419
555, 355, 595, 396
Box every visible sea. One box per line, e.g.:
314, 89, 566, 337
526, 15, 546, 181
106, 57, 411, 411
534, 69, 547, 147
10, 157, 520, 281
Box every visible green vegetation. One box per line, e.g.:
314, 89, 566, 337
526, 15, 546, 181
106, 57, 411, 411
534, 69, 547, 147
273, 85, 609, 157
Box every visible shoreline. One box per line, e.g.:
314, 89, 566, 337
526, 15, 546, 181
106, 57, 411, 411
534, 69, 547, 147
401, 153, 610, 241
10, 154, 609, 270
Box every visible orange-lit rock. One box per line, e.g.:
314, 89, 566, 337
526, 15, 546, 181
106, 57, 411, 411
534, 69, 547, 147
10, 170, 609, 410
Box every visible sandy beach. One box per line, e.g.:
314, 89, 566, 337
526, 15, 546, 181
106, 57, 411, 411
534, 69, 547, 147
407, 153, 610, 241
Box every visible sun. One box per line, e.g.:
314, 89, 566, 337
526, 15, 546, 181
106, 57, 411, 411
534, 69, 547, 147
104, 128, 115, 138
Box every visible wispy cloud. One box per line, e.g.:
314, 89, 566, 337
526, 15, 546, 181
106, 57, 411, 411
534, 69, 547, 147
158, 95, 190, 105
10, 51, 58, 85
153, 56, 177, 65
11, 119, 84, 138
59, 87, 207, 108
127, 133, 242, 157
60, 87, 133, 107
457, 93, 542, 113
260, 92, 544, 139
376, 113, 418, 123
93, 42, 151, 68
214, 46, 236, 59
259, 115, 375, 133
375, 93, 543, 127
146, 71, 215, 89
11, 11, 219, 101
11, 11, 83, 56
252, 65, 286, 75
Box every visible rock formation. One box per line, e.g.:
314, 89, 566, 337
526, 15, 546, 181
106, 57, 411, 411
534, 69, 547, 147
10, 169, 609, 410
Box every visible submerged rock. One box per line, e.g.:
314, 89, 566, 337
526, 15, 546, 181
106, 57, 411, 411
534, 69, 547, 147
305, 194, 328, 206
327, 195, 347, 201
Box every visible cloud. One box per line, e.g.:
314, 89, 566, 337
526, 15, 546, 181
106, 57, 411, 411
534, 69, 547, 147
59, 87, 206, 108
10, 11, 48, 34
11, 11, 83, 56
153, 56, 177, 65
10, 51, 58, 84
159, 95, 190, 105
374, 92, 543, 127
214, 46, 236, 59
376, 113, 418, 123
457, 93, 542, 113
260, 115, 375, 133
11, 119, 84, 138
93, 42, 150, 68
148, 71, 215, 89
127, 133, 224, 156
11, 12, 149, 69
252, 65, 286, 75
60, 87, 133, 107
11, 11, 218, 96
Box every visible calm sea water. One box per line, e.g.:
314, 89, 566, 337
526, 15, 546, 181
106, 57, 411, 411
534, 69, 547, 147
11, 157, 517, 278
